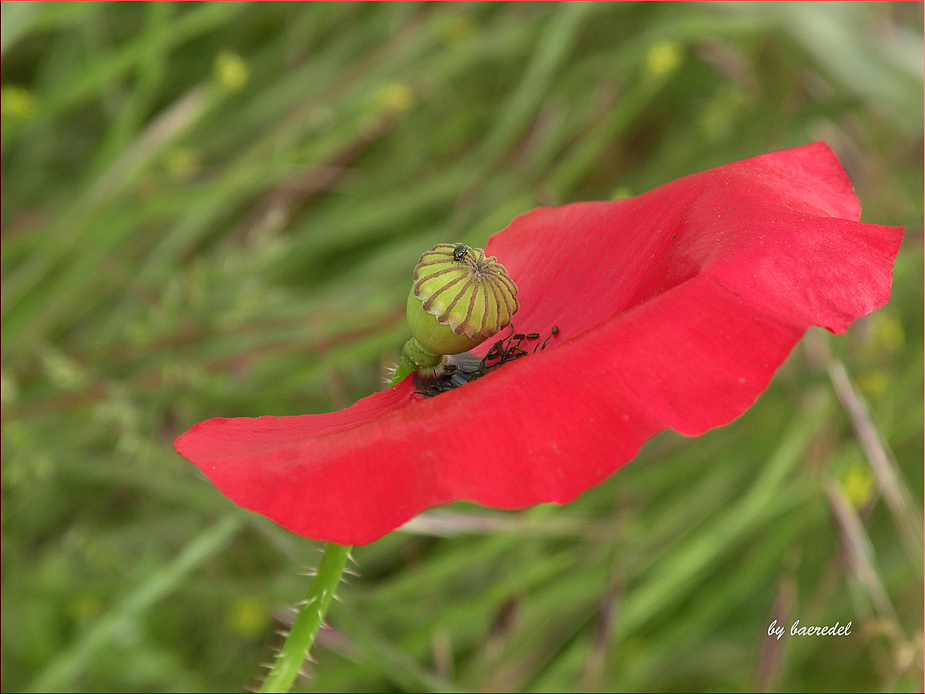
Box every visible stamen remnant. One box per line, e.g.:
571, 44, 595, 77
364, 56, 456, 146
414, 325, 560, 397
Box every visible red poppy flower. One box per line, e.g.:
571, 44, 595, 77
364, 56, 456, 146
174, 142, 903, 546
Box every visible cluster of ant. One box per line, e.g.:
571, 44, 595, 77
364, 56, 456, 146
414, 325, 559, 397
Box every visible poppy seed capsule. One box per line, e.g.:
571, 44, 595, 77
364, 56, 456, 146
406, 243, 519, 358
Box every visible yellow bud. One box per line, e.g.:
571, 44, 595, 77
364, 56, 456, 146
645, 41, 683, 80
1, 86, 38, 124
214, 50, 249, 92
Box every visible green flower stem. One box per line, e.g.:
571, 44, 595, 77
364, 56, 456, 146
391, 337, 446, 387
259, 542, 352, 693
260, 343, 430, 691
389, 355, 416, 386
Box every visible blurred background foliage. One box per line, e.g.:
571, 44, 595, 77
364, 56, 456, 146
1, 2, 922, 692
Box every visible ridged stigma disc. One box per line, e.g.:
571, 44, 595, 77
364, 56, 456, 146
407, 243, 519, 355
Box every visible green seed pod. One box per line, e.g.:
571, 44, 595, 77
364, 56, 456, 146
406, 243, 519, 357
388, 243, 520, 386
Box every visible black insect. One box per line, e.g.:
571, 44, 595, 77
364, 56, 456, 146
453, 243, 469, 261
414, 325, 560, 397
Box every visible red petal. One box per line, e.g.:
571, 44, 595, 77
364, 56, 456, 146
175, 142, 903, 545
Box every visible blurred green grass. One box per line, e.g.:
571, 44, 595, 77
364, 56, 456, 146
1, 2, 922, 692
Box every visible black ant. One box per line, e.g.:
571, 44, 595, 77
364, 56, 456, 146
414, 325, 559, 397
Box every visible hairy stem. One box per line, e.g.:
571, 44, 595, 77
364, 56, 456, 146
259, 543, 352, 693
389, 355, 416, 386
